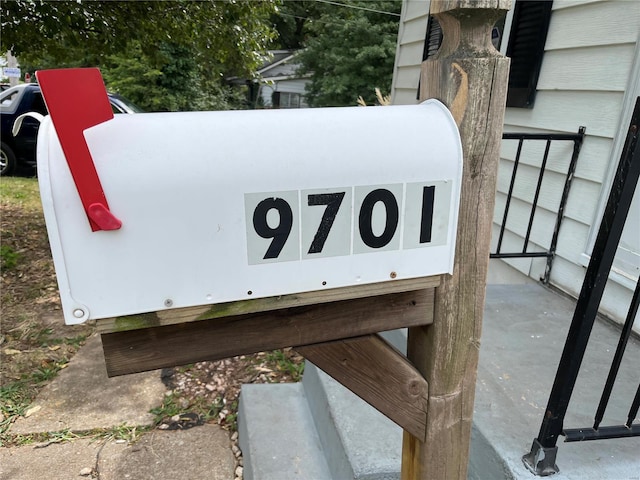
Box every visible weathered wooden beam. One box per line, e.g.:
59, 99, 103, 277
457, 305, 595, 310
96, 276, 440, 334
297, 334, 428, 440
101, 288, 435, 377
402, 1, 511, 479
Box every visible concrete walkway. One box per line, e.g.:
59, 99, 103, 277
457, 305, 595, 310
0, 334, 235, 480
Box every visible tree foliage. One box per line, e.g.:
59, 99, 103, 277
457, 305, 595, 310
2, 1, 402, 110
292, 0, 402, 107
271, 0, 328, 50
1, 0, 277, 110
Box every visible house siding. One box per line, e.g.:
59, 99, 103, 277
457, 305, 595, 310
259, 79, 309, 108
390, 0, 429, 105
255, 51, 310, 108
500, 0, 640, 330
391, 0, 640, 330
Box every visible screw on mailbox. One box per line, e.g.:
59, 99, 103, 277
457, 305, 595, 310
164, 299, 173, 307
390, 272, 397, 279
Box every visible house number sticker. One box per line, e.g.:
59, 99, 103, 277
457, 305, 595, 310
245, 181, 453, 265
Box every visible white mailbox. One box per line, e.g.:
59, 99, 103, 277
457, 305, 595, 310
36, 69, 462, 325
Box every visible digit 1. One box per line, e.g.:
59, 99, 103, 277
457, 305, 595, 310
253, 198, 294, 259
359, 189, 399, 248
307, 192, 345, 254
420, 185, 435, 243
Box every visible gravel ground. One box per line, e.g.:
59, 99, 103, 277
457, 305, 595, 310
158, 350, 304, 480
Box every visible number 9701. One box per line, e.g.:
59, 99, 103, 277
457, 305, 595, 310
244, 181, 453, 265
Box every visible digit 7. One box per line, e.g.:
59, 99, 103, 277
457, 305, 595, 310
253, 198, 294, 259
307, 192, 346, 254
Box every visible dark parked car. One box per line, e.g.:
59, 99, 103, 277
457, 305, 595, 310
0, 83, 142, 176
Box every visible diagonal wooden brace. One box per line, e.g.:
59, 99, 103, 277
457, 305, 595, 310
296, 334, 428, 440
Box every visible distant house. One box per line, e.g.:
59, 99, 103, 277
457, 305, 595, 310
391, 0, 640, 331
252, 50, 310, 109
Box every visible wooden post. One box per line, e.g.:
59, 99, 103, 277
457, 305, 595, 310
401, 1, 510, 479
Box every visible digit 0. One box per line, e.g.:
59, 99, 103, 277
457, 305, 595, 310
253, 198, 293, 259
359, 188, 399, 248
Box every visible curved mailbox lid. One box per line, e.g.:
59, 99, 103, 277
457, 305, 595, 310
38, 101, 462, 324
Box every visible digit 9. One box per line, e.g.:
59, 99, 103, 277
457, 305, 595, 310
252, 197, 294, 259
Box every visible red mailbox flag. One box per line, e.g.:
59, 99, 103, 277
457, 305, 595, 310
36, 68, 121, 231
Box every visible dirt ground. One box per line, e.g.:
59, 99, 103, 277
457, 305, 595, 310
1, 196, 93, 389
0, 178, 303, 443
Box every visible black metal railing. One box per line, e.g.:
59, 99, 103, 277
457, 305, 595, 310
522, 97, 640, 476
492, 127, 586, 283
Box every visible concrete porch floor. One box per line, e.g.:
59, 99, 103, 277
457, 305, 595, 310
475, 261, 640, 479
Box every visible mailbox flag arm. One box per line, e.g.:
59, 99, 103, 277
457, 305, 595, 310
36, 68, 121, 232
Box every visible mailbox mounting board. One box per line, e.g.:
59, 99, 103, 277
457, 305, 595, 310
38, 101, 462, 324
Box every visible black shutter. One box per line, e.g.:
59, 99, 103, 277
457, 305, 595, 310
505, 0, 553, 108
422, 15, 443, 61
417, 15, 443, 99
419, 1, 552, 108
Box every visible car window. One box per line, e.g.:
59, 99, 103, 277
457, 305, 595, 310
109, 94, 144, 114
0, 90, 21, 108
111, 102, 125, 114
30, 92, 48, 115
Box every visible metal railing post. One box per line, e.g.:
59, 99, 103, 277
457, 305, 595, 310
523, 98, 640, 475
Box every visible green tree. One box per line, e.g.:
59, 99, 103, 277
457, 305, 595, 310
2, 0, 277, 110
295, 0, 401, 107
271, 0, 327, 50
98, 41, 243, 112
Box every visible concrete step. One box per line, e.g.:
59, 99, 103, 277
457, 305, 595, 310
238, 345, 510, 480
238, 383, 332, 480
303, 360, 510, 480
302, 362, 403, 480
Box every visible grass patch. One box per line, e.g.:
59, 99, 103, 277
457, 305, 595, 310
0, 244, 20, 269
0, 357, 72, 444
31, 361, 68, 383
0, 381, 32, 420
224, 401, 238, 430
150, 393, 183, 423
0, 176, 42, 211
0, 379, 38, 445
100, 424, 148, 444
150, 392, 225, 426
1, 425, 150, 448
265, 349, 305, 382
47, 334, 88, 349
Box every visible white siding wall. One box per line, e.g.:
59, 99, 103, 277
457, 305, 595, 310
390, 0, 429, 105
391, 0, 640, 329
500, 0, 640, 329
259, 79, 309, 107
